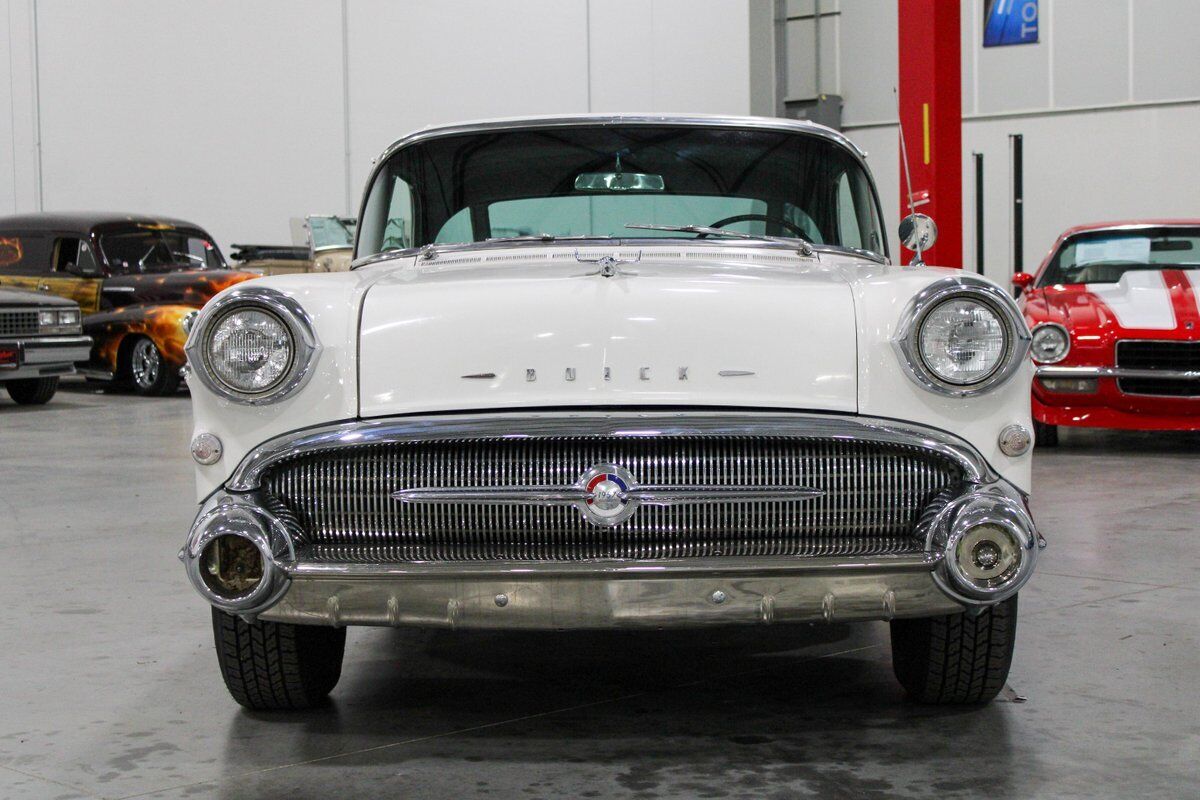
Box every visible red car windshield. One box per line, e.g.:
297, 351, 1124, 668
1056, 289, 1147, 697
1040, 227, 1200, 286
100, 229, 226, 274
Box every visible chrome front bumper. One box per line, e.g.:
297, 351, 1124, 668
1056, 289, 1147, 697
261, 554, 962, 628
181, 413, 1042, 629
0, 335, 91, 379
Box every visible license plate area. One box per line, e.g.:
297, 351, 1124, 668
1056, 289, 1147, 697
0, 343, 20, 368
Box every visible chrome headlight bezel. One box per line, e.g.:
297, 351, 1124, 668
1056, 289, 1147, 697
894, 276, 1031, 398
185, 287, 320, 405
1029, 322, 1070, 364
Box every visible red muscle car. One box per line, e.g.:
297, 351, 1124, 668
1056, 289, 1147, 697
1015, 220, 1200, 445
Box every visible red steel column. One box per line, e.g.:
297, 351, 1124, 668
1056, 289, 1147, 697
897, 0, 962, 268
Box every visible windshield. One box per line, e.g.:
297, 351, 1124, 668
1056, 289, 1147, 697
1040, 227, 1200, 286
308, 216, 356, 250
100, 229, 226, 274
357, 124, 886, 258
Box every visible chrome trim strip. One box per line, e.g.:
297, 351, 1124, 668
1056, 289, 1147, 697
286, 553, 939, 580
1037, 365, 1200, 380
892, 275, 1032, 398
184, 286, 321, 406
226, 411, 997, 492
394, 484, 826, 509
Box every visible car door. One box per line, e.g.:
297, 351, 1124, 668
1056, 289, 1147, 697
39, 235, 104, 313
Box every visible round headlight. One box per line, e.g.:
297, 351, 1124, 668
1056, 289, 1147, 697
185, 288, 320, 405
1030, 323, 1069, 364
917, 297, 1008, 385
207, 307, 294, 394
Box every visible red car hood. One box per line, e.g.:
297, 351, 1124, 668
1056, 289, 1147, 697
1025, 269, 1200, 339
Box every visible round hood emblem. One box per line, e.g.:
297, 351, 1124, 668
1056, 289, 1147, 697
580, 464, 636, 526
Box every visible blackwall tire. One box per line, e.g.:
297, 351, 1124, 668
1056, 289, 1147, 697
5, 376, 59, 405
211, 608, 346, 711
1033, 420, 1058, 447
126, 336, 180, 396
890, 596, 1018, 705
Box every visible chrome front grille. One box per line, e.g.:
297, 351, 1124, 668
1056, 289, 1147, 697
0, 310, 38, 337
262, 435, 962, 563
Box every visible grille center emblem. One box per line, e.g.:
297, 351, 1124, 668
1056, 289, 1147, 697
392, 462, 825, 528
581, 465, 635, 524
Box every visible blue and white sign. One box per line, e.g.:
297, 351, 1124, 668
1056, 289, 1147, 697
983, 0, 1038, 47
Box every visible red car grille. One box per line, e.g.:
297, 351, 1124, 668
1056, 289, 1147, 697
1116, 340, 1200, 397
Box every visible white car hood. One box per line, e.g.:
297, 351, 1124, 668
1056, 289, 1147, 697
357, 249, 858, 418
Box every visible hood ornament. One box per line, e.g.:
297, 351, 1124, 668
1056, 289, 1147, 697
393, 463, 825, 527
575, 250, 641, 278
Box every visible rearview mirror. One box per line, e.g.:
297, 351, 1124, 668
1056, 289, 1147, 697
574, 171, 665, 192
1012, 272, 1035, 292
898, 213, 938, 253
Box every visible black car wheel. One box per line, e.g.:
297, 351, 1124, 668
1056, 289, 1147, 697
212, 609, 346, 710
1033, 420, 1059, 447
127, 336, 179, 396
5, 376, 60, 405
890, 596, 1018, 705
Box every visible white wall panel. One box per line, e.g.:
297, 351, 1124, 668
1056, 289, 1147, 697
589, 0, 752, 115
1053, 0, 1129, 108
3, 0, 41, 214
33, 0, 347, 250
837, 0, 896, 125
0, 0, 17, 215
1131, 0, 1200, 101
976, 21, 1050, 113
345, 0, 590, 200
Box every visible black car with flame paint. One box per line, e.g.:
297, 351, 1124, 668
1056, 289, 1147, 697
0, 213, 258, 395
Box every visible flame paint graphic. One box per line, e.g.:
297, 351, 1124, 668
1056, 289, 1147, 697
87, 271, 259, 374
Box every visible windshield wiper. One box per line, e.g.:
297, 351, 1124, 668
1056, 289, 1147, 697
624, 224, 814, 256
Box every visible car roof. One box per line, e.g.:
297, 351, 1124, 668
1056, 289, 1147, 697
0, 211, 208, 234
1059, 219, 1200, 237
375, 113, 869, 165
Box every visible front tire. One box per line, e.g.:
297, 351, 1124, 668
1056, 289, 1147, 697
127, 336, 179, 396
890, 596, 1018, 705
5, 376, 59, 405
212, 609, 346, 710
1033, 420, 1058, 447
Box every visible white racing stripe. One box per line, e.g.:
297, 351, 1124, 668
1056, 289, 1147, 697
1086, 271, 1176, 330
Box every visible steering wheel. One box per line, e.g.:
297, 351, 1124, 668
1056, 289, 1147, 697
700, 214, 814, 242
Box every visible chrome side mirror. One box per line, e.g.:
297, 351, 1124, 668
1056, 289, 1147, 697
898, 213, 938, 265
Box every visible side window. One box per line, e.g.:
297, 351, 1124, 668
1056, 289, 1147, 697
836, 173, 864, 250
358, 173, 414, 255
54, 238, 98, 273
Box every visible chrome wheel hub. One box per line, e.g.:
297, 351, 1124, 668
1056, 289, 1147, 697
131, 338, 160, 388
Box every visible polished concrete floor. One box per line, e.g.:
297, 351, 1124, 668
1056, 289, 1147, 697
1, 381, 1198, 799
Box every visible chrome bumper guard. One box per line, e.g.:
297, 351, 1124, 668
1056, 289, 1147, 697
181, 413, 1041, 628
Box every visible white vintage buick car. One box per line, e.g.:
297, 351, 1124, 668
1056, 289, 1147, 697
180, 115, 1041, 710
